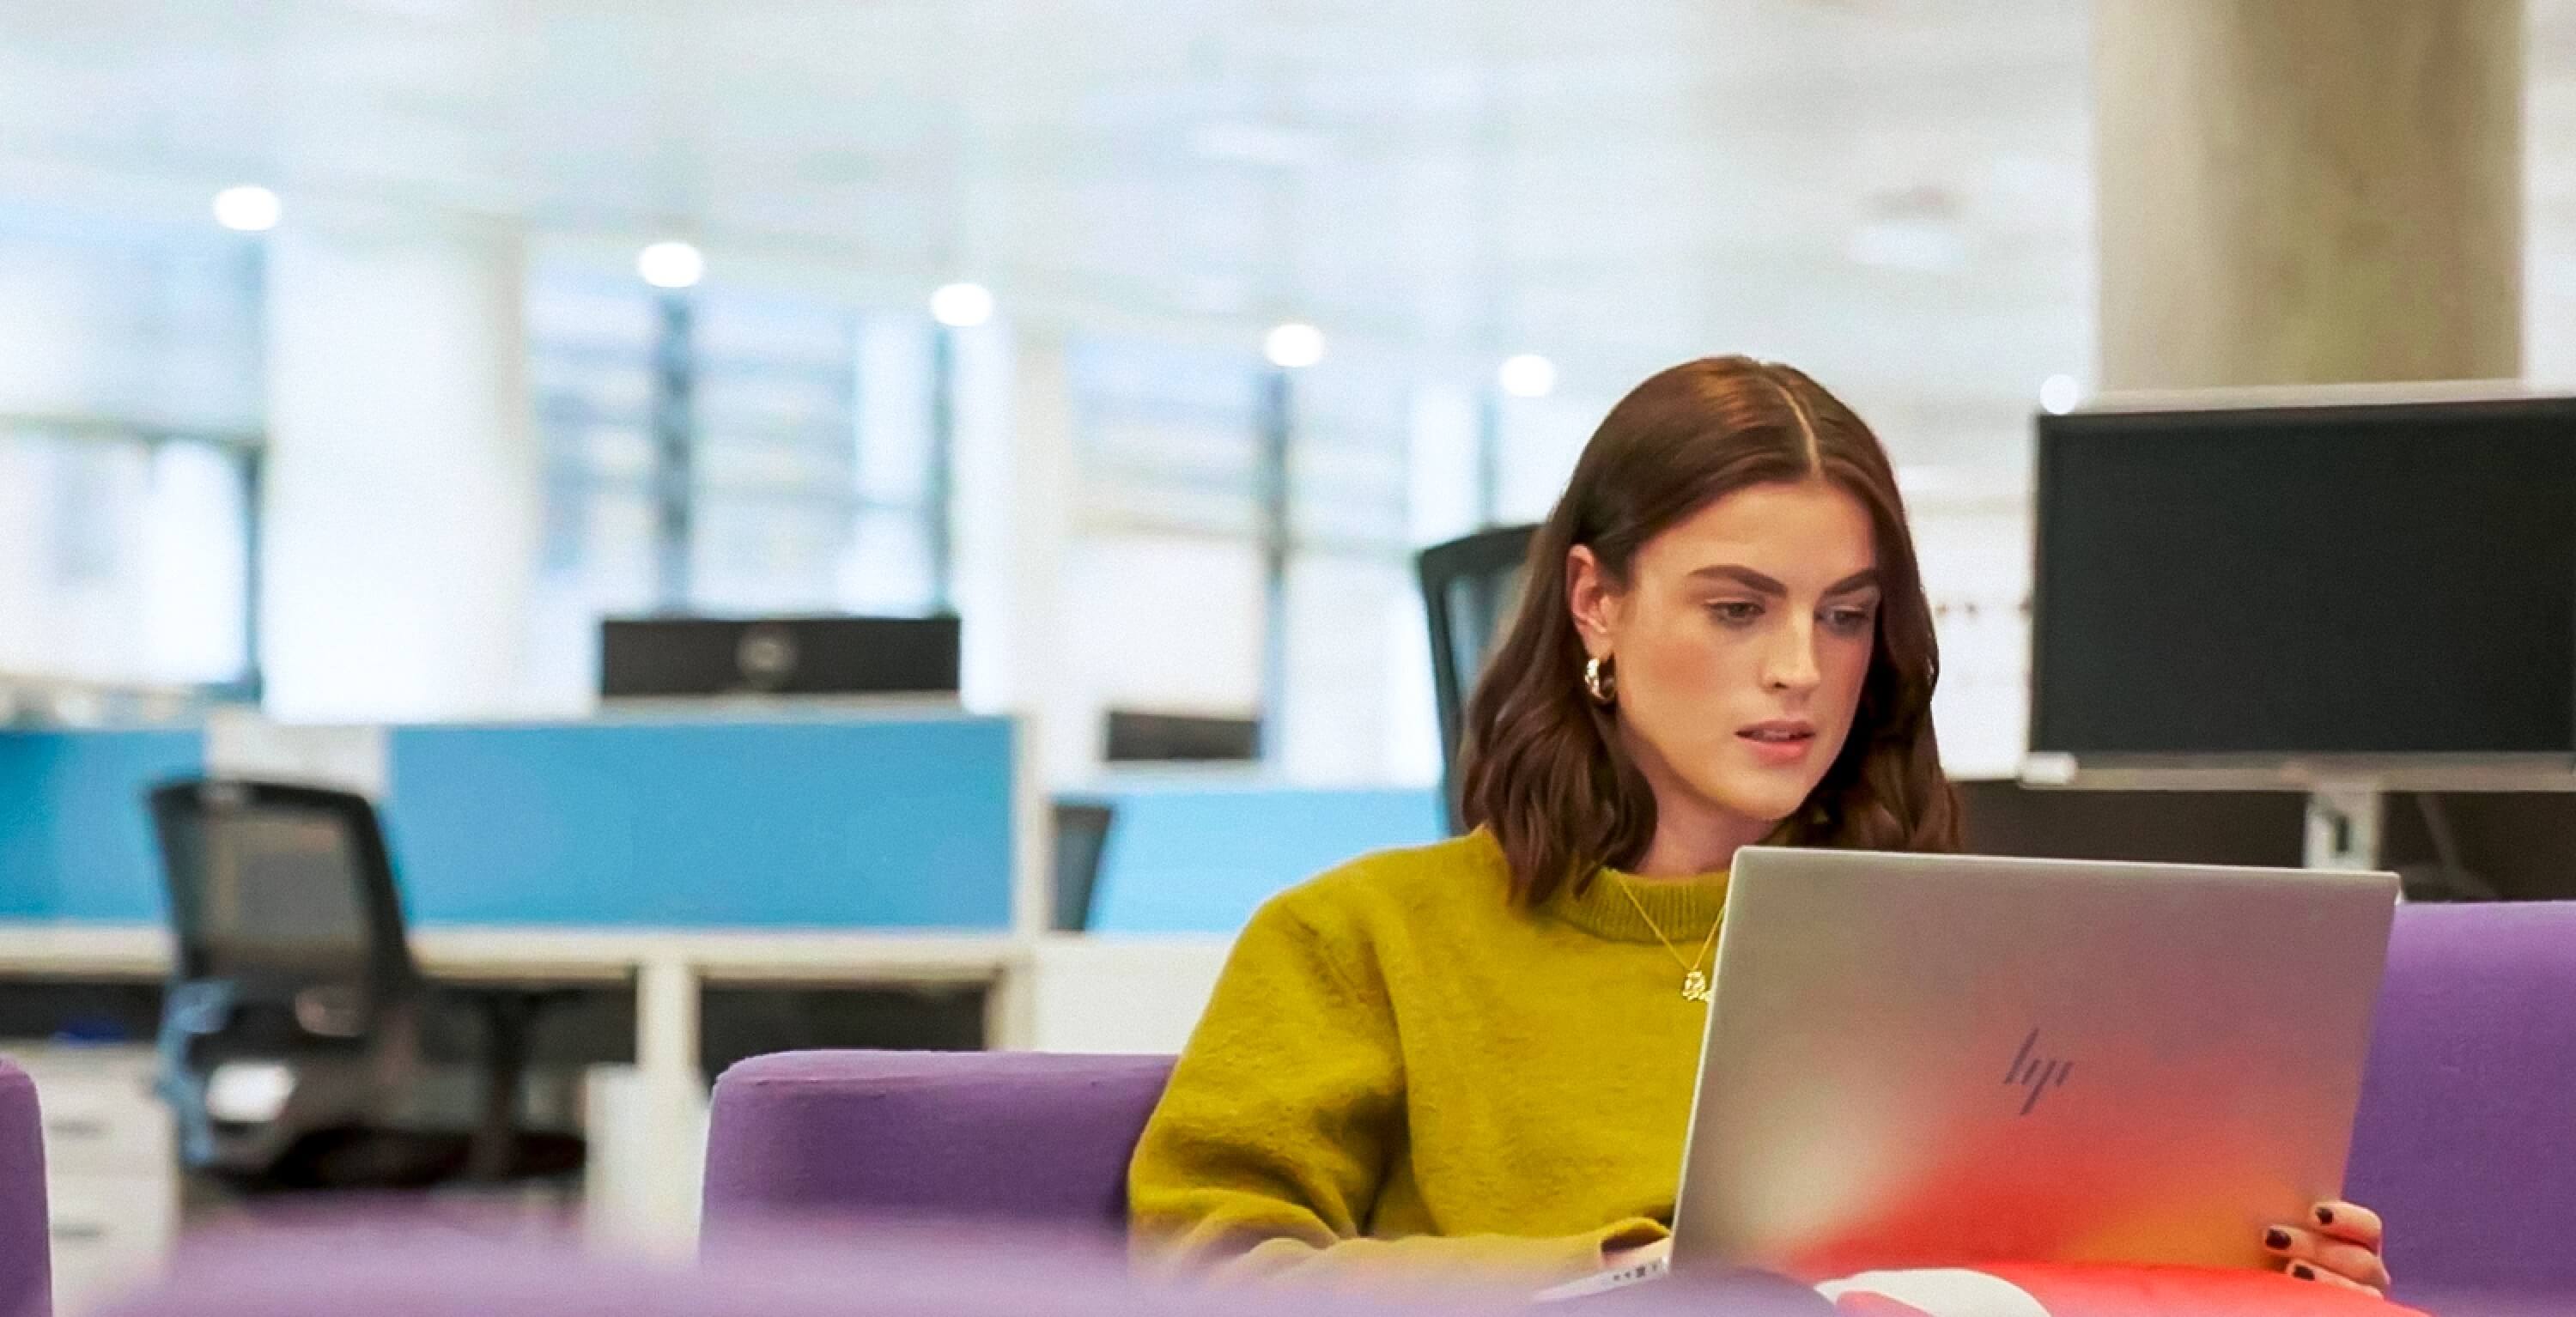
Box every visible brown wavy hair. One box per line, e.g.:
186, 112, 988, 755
1460, 356, 1959, 904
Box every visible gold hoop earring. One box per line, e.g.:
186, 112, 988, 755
1583, 655, 1617, 707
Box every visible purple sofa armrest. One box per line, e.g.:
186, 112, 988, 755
2348, 901, 2576, 1298
0, 1059, 48, 1317
702, 1050, 1176, 1236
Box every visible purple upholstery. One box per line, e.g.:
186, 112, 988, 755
0, 1059, 48, 1317
94, 1226, 1346, 1317
702, 1051, 1173, 1235
78, 1219, 2569, 1317
95, 1216, 1837, 1317
2347, 901, 2576, 1299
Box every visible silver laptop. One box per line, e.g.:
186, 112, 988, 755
1545, 847, 2397, 1301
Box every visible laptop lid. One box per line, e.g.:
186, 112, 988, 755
1671, 847, 2397, 1282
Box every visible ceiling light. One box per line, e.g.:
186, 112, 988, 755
2038, 374, 2081, 416
637, 240, 705, 290
1498, 354, 1557, 399
1264, 322, 1325, 370
930, 282, 995, 328
212, 185, 281, 233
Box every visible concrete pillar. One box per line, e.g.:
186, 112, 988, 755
950, 320, 1082, 782
2094, 0, 2525, 389
260, 218, 541, 720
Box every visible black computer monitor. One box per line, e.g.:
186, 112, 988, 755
2032, 394, 2576, 764
1953, 780, 2307, 869
1102, 711, 1261, 763
599, 616, 961, 699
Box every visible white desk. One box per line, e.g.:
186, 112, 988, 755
0, 922, 1028, 1071
0, 924, 1244, 1257
0, 924, 1022, 984
0, 921, 1028, 1251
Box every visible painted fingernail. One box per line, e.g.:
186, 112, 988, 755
2292, 1264, 2318, 1282
2315, 1206, 2336, 1226
2264, 1228, 2291, 1250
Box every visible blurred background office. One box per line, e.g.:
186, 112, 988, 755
6, 0, 2576, 773
4, 0, 2576, 1312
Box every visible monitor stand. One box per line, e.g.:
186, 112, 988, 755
2304, 783, 2385, 870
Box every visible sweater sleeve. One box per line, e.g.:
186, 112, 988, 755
1126, 891, 1668, 1290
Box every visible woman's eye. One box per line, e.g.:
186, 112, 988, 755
1710, 602, 1762, 625
1824, 607, 1875, 634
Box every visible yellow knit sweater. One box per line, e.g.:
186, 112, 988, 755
1127, 829, 1729, 1290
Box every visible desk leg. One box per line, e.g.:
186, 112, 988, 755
637, 952, 702, 1089
617, 953, 707, 1253
982, 958, 1033, 1050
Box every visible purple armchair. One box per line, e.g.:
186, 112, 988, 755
702, 1052, 1829, 1314
2347, 901, 2576, 1298
702, 1050, 1172, 1235
703, 903, 2576, 1304
0, 1059, 48, 1317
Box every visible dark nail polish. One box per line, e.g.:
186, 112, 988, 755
2292, 1264, 2318, 1282
2315, 1206, 2336, 1226
2264, 1228, 2291, 1250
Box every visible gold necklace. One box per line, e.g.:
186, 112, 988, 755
1613, 877, 1722, 1002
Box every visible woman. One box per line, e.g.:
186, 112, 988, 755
1127, 357, 2391, 1296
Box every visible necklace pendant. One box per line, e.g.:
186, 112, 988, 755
1681, 970, 1710, 1002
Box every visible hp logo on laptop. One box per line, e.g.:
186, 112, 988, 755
2003, 1027, 2072, 1115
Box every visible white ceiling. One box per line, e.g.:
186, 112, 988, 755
2, 0, 2573, 473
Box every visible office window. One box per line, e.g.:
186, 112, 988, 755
0, 422, 257, 693
1065, 336, 1269, 731
1285, 365, 1412, 556
1278, 362, 1419, 781
0, 205, 261, 695
1065, 336, 1424, 781
527, 267, 942, 687
531, 274, 660, 616
1072, 337, 1266, 540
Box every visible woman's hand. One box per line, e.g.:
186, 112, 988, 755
2263, 1200, 2391, 1297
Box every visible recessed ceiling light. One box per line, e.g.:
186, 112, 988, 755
930, 282, 995, 328
212, 185, 281, 233
1498, 354, 1557, 398
637, 240, 705, 289
1264, 322, 1325, 370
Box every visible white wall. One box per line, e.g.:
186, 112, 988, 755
1909, 489, 2033, 780
1494, 392, 1604, 525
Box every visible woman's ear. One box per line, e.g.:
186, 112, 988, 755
1567, 545, 1619, 655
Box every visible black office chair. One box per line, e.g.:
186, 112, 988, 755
1048, 801, 1117, 932
145, 778, 583, 1192
1417, 525, 1538, 834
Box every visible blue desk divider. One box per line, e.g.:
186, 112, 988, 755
0, 729, 205, 921
1084, 783, 1445, 933
382, 716, 1017, 928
